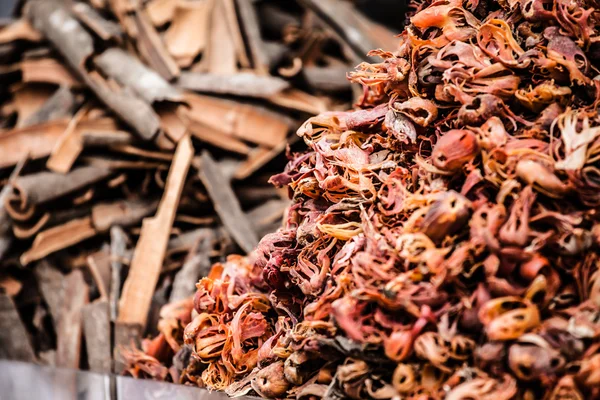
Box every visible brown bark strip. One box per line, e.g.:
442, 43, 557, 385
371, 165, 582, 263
118, 135, 193, 328
0, 120, 69, 168
158, 105, 187, 143
82, 299, 112, 373
109, 144, 173, 161
11, 85, 56, 128
109, 226, 128, 322
177, 71, 289, 98
235, 0, 269, 74
21, 86, 77, 128
177, 109, 251, 155
267, 88, 330, 115
0, 160, 25, 262
94, 48, 182, 104
145, 0, 176, 27
304, 65, 353, 93
20, 216, 97, 265
19, 58, 82, 87
55, 269, 89, 369
12, 213, 52, 239
81, 157, 166, 170
197, 151, 259, 254
71, 2, 122, 42
86, 251, 111, 300
0, 293, 36, 362
222, 0, 250, 68
91, 198, 158, 232
84, 71, 161, 140
298, 0, 397, 62
183, 93, 290, 148
34, 260, 65, 328
164, 0, 210, 68
13, 205, 89, 239
131, 8, 180, 81
26, 1, 95, 70
46, 106, 89, 173
203, 0, 237, 74
80, 129, 133, 147
0, 20, 42, 43
234, 136, 293, 180
8, 165, 112, 209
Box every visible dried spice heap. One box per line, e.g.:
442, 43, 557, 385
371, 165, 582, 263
147, 0, 600, 399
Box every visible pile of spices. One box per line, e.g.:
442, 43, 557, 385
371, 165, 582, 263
135, 0, 600, 399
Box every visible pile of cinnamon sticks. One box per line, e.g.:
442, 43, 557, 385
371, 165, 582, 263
0, 0, 399, 375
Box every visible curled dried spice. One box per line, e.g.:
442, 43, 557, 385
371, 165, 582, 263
140, 0, 600, 398
478, 297, 541, 340
432, 129, 480, 172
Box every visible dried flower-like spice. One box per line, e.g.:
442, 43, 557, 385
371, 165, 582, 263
136, 0, 600, 398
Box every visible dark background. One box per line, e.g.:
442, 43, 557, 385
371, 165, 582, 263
0, 0, 17, 19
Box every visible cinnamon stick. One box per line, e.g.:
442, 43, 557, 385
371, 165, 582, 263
118, 135, 193, 328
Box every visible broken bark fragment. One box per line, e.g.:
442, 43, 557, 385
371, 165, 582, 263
109, 226, 128, 322
177, 71, 289, 98
145, 0, 176, 27
109, 144, 173, 161
22, 59, 80, 87
91, 198, 158, 232
27, 0, 94, 70
7, 165, 112, 213
0, 20, 42, 44
119, 135, 193, 328
80, 129, 133, 147
86, 249, 111, 300
0, 120, 70, 168
34, 260, 65, 328
84, 71, 161, 141
71, 2, 122, 42
0, 293, 36, 362
203, 0, 237, 74
94, 48, 182, 104
298, 0, 397, 61
236, 0, 269, 74
164, 1, 210, 68
82, 299, 112, 373
20, 216, 97, 265
197, 151, 259, 254
234, 136, 292, 180
304, 65, 352, 93
46, 106, 88, 173
0, 161, 25, 261
268, 88, 330, 114
169, 234, 212, 302
55, 269, 89, 369
183, 93, 290, 148
131, 9, 180, 81
178, 110, 251, 155
21, 86, 77, 128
